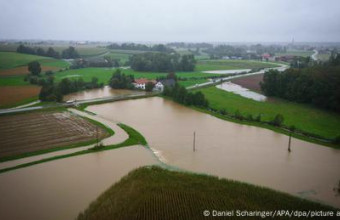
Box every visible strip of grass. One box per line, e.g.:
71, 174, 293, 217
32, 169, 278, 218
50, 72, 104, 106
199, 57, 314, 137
77, 166, 338, 220
199, 87, 340, 140
0, 75, 29, 86
178, 79, 208, 87
0, 123, 147, 173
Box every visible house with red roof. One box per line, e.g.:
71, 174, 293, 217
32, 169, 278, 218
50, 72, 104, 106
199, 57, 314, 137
133, 78, 156, 90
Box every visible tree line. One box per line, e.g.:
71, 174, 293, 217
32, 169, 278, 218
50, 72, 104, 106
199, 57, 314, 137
130, 52, 196, 72
107, 43, 174, 53
17, 45, 80, 59
260, 53, 340, 112
163, 84, 209, 107
108, 69, 135, 89
39, 77, 103, 102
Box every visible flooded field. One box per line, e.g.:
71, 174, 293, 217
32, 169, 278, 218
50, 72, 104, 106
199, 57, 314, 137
63, 86, 146, 101
0, 146, 158, 220
203, 69, 251, 74
216, 82, 267, 101
88, 97, 340, 208
0, 111, 107, 158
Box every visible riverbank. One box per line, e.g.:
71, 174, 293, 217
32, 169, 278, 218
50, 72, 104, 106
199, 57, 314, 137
77, 166, 338, 220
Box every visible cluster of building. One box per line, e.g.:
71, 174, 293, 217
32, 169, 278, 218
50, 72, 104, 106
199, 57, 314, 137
262, 53, 296, 62
133, 78, 176, 91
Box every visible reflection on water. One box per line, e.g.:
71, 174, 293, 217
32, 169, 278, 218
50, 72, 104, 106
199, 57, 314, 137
217, 82, 267, 101
88, 97, 340, 208
0, 146, 158, 220
63, 86, 146, 101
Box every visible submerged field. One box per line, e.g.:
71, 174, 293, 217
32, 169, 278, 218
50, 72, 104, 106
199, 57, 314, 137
0, 110, 108, 160
199, 87, 340, 139
78, 166, 336, 220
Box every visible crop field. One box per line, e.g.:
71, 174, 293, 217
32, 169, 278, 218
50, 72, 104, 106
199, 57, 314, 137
0, 52, 69, 70
275, 50, 314, 57
0, 111, 108, 159
52, 68, 220, 84
0, 66, 59, 76
77, 166, 335, 220
0, 86, 40, 108
199, 87, 340, 139
196, 59, 279, 71
230, 73, 264, 92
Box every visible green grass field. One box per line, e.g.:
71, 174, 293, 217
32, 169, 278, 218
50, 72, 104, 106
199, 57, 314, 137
77, 166, 336, 220
0, 52, 69, 69
196, 60, 280, 71
178, 79, 208, 87
199, 87, 340, 139
275, 50, 314, 57
0, 76, 28, 86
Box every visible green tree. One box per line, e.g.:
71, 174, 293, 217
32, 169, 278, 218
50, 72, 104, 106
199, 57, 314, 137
145, 82, 155, 92
28, 61, 41, 76
271, 114, 284, 126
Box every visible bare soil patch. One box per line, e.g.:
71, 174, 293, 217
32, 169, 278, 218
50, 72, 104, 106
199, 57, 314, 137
230, 73, 264, 92
0, 66, 59, 76
0, 86, 41, 107
0, 111, 108, 158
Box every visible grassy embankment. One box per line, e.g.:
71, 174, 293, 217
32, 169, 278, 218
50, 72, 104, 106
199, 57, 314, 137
0, 122, 147, 173
77, 166, 338, 220
196, 87, 340, 147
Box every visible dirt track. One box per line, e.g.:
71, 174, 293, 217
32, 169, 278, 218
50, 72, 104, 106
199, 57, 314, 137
0, 111, 107, 158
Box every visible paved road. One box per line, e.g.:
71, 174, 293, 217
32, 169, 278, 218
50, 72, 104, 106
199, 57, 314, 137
311, 49, 318, 61
187, 63, 289, 90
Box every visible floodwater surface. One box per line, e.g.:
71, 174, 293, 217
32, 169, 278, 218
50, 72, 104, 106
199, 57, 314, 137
63, 86, 145, 101
0, 146, 158, 220
217, 82, 267, 101
87, 97, 340, 208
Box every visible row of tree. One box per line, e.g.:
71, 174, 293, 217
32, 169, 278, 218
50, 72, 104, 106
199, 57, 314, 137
130, 52, 196, 72
260, 64, 340, 112
107, 43, 174, 53
39, 77, 103, 101
163, 84, 209, 107
108, 69, 135, 89
70, 56, 120, 69
17, 45, 80, 59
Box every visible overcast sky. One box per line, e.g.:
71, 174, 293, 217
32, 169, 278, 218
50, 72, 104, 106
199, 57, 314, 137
0, 0, 339, 42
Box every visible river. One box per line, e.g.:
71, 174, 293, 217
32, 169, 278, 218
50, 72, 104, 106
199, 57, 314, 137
87, 97, 340, 208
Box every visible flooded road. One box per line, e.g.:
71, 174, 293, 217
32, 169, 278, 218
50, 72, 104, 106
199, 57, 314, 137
88, 97, 340, 208
0, 146, 158, 220
63, 86, 146, 101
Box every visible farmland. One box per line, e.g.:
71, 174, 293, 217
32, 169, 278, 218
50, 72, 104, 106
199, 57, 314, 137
0, 86, 40, 108
0, 110, 108, 160
275, 50, 314, 57
199, 86, 340, 139
196, 59, 279, 71
0, 52, 69, 70
77, 166, 336, 220
230, 73, 264, 92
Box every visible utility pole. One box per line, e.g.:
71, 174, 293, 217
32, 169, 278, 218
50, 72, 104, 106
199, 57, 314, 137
96, 126, 99, 147
288, 133, 292, 153
193, 131, 196, 152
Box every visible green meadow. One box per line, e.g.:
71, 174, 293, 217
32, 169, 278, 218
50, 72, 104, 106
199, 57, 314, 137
199, 87, 340, 139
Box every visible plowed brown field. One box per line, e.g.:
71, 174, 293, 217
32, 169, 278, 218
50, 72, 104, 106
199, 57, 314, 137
0, 66, 59, 76
0, 86, 40, 107
230, 73, 264, 92
0, 111, 107, 158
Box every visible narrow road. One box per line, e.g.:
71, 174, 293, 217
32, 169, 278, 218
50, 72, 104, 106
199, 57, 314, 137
311, 49, 318, 61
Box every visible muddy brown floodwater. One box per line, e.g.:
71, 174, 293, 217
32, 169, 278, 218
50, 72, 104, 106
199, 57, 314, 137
0, 146, 158, 220
88, 97, 340, 208
63, 86, 146, 101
